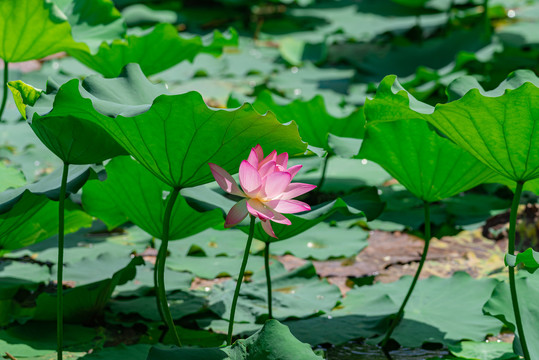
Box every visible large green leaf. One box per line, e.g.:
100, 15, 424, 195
0, 164, 98, 213
0, 260, 50, 326
483, 272, 539, 359
52, 0, 126, 52
0, 0, 75, 62
19, 64, 306, 187
248, 90, 365, 155
32, 254, 144, 322
246, 196, 368, 242
147, 319, 322, 360
0, 164, 25, 192
0, 322, 96, 357
335, 272, 502, 347
0, 191, 92, 256
358, 75, 498, 202
184, 184, 381, 243
449, 341, 518, 360
8, 70, 150, 164
166, 254, 265, 280
268, 222, 368, 260
0, 0, 125, 63
110, 291, 206, 322
425, 70, 539, 182
68, 24, 238, 77
206, 263, 341, 325
82, 156, 223, 240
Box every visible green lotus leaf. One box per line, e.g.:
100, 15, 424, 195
483, 272, 539, 359
425, 70, 539, 182
0, 260, 50, 326
267, 222, 368, 260
147, 319, 322, 360
0, 0, 126, 63
8, 72, 150, 164
448, 340, 518, 360
390, 0, 429, 7
166, 254, 265, 279
82, 156, 223, 240
206, 262, 341, 324
335, 272, 502, 347
0, 322, 96, 358
0, 164, 25, 192
32, 254, 144, 322
0, 0, 74, 62
0, 191, 92, 256
184, 185, 382, 243
68, 23, 238, 77
505, 248, 539, 273
0, 164, 98, 213
10, 61, 171, 164
51, 0, 126, 53
250, 196, 368, 243
248, 90, 364, 156
110, 291, 206, 322
58, 64, 305, 188
358, 75, 498, 202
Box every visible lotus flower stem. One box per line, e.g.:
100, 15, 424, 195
228, 215, 256, 345
153, 253, 166, 336
317, 155, 330, 191
0, 60, 8, 122
381, 201, 431, 351
155, 187, 182, 347
56, 163, 69, 360
264, 241, 273, 319
508, 181, 530, 360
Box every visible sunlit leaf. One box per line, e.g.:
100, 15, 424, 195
505, 248, 539, 273
358, 75, 498, 202
0, 0, 74, 62
426, 70, 539, 182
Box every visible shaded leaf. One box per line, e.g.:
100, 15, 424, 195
147, 319, 322, 360
52, 0, 126, 52
32, 254, 144, 322
483, 272, 539, 359
68, 24, 238, 77
0, 191, 92, 256
166, 254, 265, 280
206, 263, 341, 324
336, 272, 502, 347
249, 90, 364, 155
82, 156, 223, 240
448, 341, 518, 360
0, 164, 25, 192
268, 222, 368, 260
0, 164, 98, 213
0, 322, 96, 357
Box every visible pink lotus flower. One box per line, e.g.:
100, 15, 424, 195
209, 145, 316, 238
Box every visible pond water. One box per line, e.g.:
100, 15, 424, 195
320, 341, 450, 360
